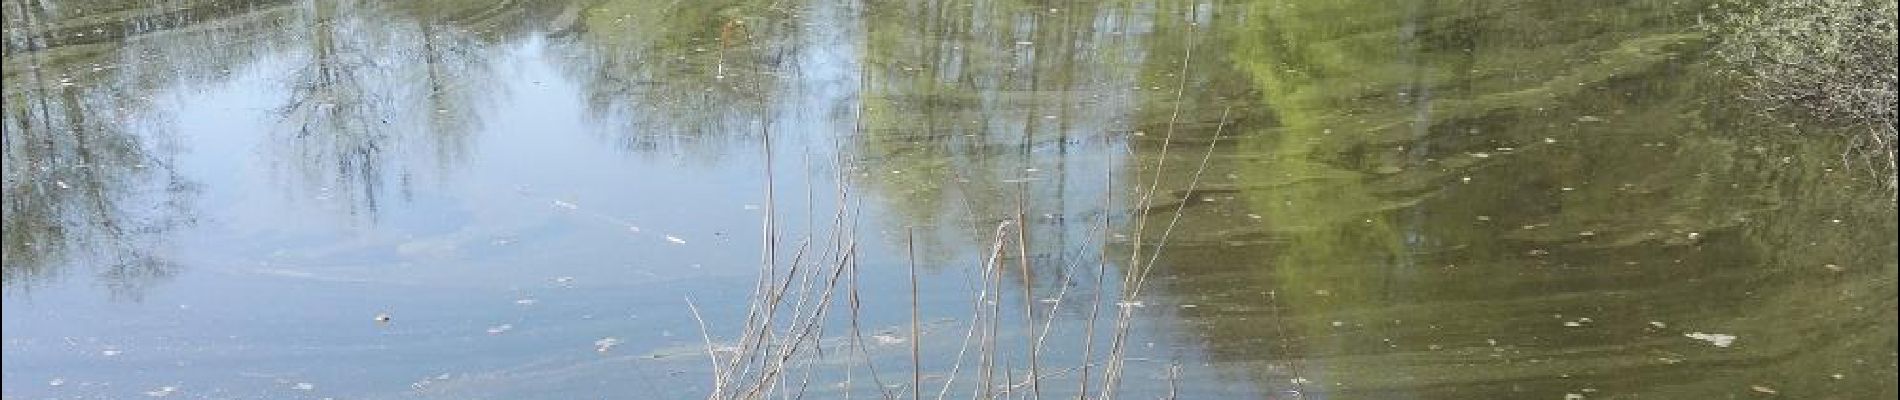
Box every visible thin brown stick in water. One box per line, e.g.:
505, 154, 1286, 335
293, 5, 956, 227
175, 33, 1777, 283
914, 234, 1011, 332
1166, 361, 1182, 400
1076, 121, 1117, 399
908, 228, 922, 400
1011, 187, 1043, 400
936, 222, 1012, 400
686, 297, 725, 398
844, 241, 896, 400
1102, 21, 1200, 398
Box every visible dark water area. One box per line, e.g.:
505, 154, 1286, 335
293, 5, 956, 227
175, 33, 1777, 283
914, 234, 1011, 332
4, 0, 1895, 398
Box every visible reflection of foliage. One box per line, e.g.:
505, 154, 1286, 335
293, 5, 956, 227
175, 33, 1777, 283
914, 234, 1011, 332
551, 0, 796, 158
1128, 0, 1898, 397
853, 0, 1200, 263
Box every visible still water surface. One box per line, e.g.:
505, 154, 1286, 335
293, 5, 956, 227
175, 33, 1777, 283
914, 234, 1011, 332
4, 0, 1895, 398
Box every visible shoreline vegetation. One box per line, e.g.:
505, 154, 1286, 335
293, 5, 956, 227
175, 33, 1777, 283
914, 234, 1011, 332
1713, 0, 1900, 195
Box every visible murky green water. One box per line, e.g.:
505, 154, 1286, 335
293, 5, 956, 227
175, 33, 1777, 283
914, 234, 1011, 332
4, 0, 1895, 398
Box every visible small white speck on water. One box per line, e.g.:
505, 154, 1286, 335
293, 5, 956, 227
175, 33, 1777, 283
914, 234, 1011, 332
515, 298, 537, 305
101, 349, 122, 357
48, 378, 65, 386
595, 337, 622, 352
1331, 321, 1345, 327
1565, 394, 1586, 400
1649, 321, 1667, 328
1115, 301, 1145, 308
871, 334, 906, 345
1685, 332, 1736, 347
144, 386, 178, 397
665, 235, 687, 244
293, 382, 314, 391
487, 324, 514, 335
551, 200, 578, 210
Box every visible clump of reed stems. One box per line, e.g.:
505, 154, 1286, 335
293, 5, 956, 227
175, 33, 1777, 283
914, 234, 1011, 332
691, 20, 1238, 400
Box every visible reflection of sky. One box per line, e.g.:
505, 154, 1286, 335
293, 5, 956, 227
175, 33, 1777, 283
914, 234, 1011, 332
0, 1, 1226, 398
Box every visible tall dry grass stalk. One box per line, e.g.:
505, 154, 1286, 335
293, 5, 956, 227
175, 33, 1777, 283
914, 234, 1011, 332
693, 11, 1233, 400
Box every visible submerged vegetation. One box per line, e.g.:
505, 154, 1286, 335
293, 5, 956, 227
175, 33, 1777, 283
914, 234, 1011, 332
1714, 0, 1900, 192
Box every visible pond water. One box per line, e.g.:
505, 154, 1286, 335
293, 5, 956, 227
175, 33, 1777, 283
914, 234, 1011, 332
4, 0, 1895, 398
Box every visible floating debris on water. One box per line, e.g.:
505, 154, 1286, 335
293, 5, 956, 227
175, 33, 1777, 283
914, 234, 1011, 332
551, 200, 579, 210
293, 382, 314, 391
144, 386, 178, 397
1115, 301, 1145, 308
1649, 321, 1667, 328
487, 324, 514, 335
375, 312, 392, 323
515, 298, 538, 305
1685, 332, 1737, 347
48, 378, 65, 386
1751, 385, 1778, 394
665, 235, 687, 244
871, 334, 905, 345
101, 349, 122, 357
595, 337, 621, 352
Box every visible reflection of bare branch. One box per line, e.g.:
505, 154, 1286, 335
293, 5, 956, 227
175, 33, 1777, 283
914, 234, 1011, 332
1, 0, 210, 297
270, 0, 507, 219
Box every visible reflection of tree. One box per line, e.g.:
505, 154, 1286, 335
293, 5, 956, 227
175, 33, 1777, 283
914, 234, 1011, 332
271, 0, 510, 218
1131, 0, 1898, 398
549, 0, 795, 160
852, 0, 1193, 269
0, 0, 276, 298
